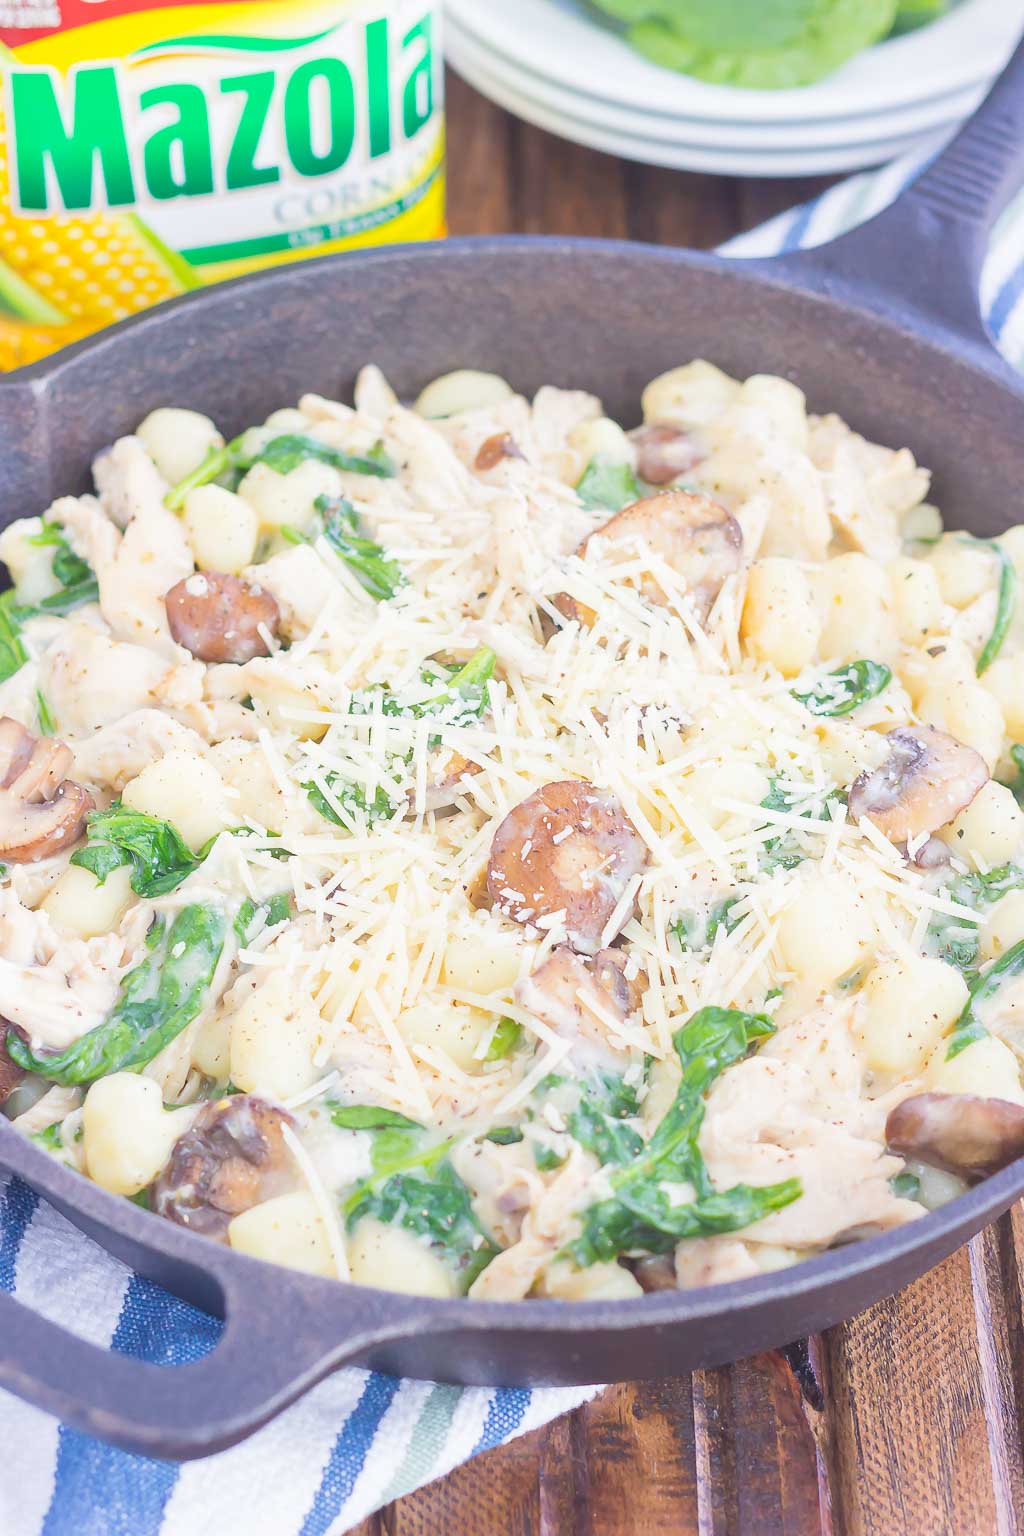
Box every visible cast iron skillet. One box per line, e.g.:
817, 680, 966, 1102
1, 35, 1024, 1463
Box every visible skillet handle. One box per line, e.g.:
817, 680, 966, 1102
0, 1181, 439, 1461
772, 31, 1024, 351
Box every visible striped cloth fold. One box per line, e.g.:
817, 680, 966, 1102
4, 140, 1024, 1536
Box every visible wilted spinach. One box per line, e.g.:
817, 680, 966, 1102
567, 1007, 802, 1267
576, 456, 642, 512
23, 523, 99, 615
484, 1018, 523, 1061
791, 660, 892, 717
672, 896, 743, 953
8, 904, 226, 1086
165, 430, 395, 510
234, 891, 292, 945
71, 803, 204, 896
925, 864, 1024, 976
946, 938, 1024, 1060
340, 1111, 498, 1291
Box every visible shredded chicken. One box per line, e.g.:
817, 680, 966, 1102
0, 888, 129, 1049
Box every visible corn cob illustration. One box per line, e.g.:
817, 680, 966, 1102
0, 47, 199, 370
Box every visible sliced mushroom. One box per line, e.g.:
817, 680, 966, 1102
165, 573, 280, 664
152, 1094, 295, 1240
554, 490, 742, 629
908, 834, 952, 871
0, 717, 93, 863
886, 1091, 1024, 1180
631, 1254, 678, 1292
516, 944, 646, 1042
420, 750, 484, 813
847, 725, 988, 843
628, 423, 702, 486
475, 432, 525, 472
487, 780, 649, 954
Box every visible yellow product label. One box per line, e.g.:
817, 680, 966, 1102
0, 0, 445, 368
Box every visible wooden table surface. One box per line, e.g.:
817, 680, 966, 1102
354, 73, 1023, 1536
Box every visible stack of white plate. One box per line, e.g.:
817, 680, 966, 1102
445, 0, 1024, 177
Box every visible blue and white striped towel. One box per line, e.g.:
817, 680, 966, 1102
5, 140, 1024, 1536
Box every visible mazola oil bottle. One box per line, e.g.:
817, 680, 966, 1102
0, 0, 444, 367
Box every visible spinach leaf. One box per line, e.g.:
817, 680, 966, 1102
925, 864, 1024, 975
71, 803, 203, 896
342, 1119, 498, 1290
531, 1070, 643, 1169
791, 660, 892, 717
672, 896, 742, 952
327, 1103, 423, 1132
890, 1170, 922, 1200
568, 1006, 802, 1267
304, 648, 496, 827
7, 904, 226, 1086
313, 495, 405, 602
348, 1161, 499, 1289
21, 523, 99, 616
576, 456, 642, 512
566, 1075, 643, 1168
30, 1122, 63, 1152
431, 647, 496, 716
165, 431, 395, 511
960, 537, 1016, 676
304, 773, 396, 828
392, 646, 497, 743
485, 1017, 522, 1061
0, 591, 27, 682
35, 689, 56, 738
999, 744, 1024, 807
757, 779, 844, 876
484, 1125, 524, 1145
20, 526, 99, 616
234, 891, 292, 945
946, 938, 1024, 1060
260, 435, 395, 479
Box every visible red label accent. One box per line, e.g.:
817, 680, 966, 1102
0, 0, 272, 49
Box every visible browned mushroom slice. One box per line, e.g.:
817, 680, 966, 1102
631, 1254, 678, 1292
475, 432, 525, 472
886, 1091, 1024, 1180
165, 573, 280, 664
847, 725, 988, 843
908, 834, 952, 871
487, 780, 649, 954
628, 422, 702, 486
0, 717, 93, 863
516, 944, 646, 1040
152, 1095, 295, 1240
553, 490, 742, 629
420, 750, 484, 813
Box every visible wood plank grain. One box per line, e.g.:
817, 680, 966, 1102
623, 164, 740, 250
693, 1347, 832, 1536
374, 1405, 577, 1536
445, 72, 517, 236
822, 1234, 1022, 1536
570, 1380, 699, 1534
511, 120, 631, 241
